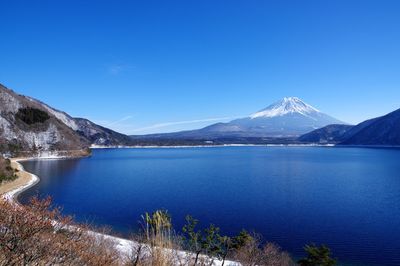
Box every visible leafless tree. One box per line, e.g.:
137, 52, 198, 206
0, 196, 120, 266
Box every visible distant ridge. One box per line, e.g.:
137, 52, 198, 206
299, 108, 400, 146
298, 124, 354, 144
134, 97, 344, 139
2, 82, 398, 150
0, 83, 131, 155
341, 108, 400, 145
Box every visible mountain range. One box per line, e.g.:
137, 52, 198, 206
134, 97, 344, 140
1, 83, 399, 154
300, 108, 400, 146
0, 84, 131, 156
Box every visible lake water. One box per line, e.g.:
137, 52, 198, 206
19, 147, 400, 265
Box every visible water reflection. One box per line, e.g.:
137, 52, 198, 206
19, 158, 81, 203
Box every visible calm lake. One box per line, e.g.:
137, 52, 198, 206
20, 147, 400, 265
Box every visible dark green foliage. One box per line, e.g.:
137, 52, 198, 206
298, 243, 337, 266
129, 137, 301, 146
0, 158, 17, 183
15, 107, 50, 125
182, 215, 202, 253
203, 224, 222, 260
231, 229, 253, 250
7, 142, 22, 154
182, 215, 205, 264
218, 235, 232, 265
183, 215, 226, 264
182, 216, 264, 265
0, 142, 20, 155
0, 174, 17, 183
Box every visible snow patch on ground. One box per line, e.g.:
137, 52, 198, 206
0, 116, 17, 140
41, 104, 79, 130
0, 90, 21, 113
23, 123, 62, 150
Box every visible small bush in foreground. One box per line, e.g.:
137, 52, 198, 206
126, 209, 181, 266
181, 215, 295, 266
0, 157, 17, 183
230, 232, 294, 266
298, 243, 337, 266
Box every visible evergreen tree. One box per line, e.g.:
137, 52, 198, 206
298, 243, 337, 266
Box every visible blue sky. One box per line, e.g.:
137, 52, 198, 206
1, 0, 400, 134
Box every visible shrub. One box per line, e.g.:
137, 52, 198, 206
232, 232, 294, 266
0, 197, 120, 265
298, 243, 337, 266
0, 157, 17, 183
182, 216, 295, 266
126, 210, 180, 266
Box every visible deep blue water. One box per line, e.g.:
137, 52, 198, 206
19, 147, 400, 266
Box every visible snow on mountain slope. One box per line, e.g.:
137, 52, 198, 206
38, 101, 79, 131
250, 97, 320, 119
0, 84, 87, 153
135, 97, 345, 139
25, 96, 132, 146
0, 83, 132, 155
223, 97, 344, 137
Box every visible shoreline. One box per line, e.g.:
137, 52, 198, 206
1, 158, 40, 202
0, 158, 142, 257
0, 155, 238, 265
91, 143, 336, 149
1, 153, 88, 202
91, 143, 400, 149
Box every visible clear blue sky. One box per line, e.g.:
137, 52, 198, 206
1, 0, 400, 134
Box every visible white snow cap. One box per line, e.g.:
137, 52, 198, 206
250, 97, 320, 119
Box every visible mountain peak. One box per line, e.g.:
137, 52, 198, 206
250, 97, 320, 119
282, 96, 301, 101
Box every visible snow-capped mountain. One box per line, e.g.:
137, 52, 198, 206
137, 97, 345, 139
200, 97, 344, 137
250, 97, 320, 118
